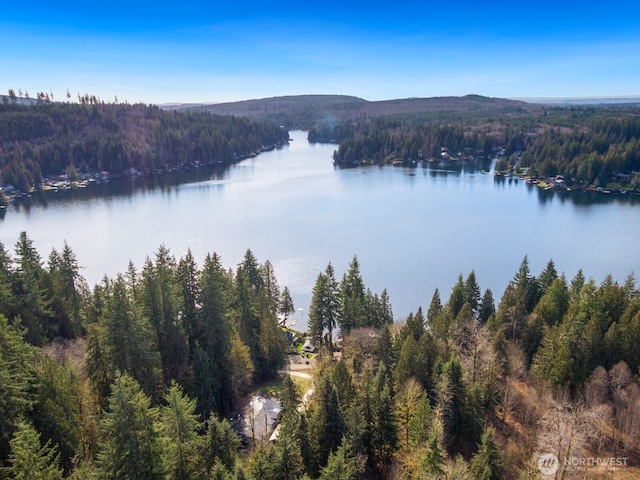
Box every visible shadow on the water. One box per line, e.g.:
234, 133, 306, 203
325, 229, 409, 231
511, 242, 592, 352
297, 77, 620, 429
5, 164, 231, 216
528, 182, 640, 207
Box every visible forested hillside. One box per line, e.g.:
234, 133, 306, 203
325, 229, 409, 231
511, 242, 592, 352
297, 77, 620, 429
0, 102, 289, 193
1, 234, 638, 479
329, 106, 640, 189
190, 94, 537, 130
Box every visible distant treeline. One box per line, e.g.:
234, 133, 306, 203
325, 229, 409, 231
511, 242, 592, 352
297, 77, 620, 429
324, 106, 640, 187
516, 116, 640, 185
0, 102, 289, 192
324, 116, 518, 166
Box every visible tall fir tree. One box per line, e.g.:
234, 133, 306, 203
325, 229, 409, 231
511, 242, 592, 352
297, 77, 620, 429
339, 256, 366, 333
0, 314, 36, 461
97, 373, 164, 480
470, 427, 504, 480
5, 419, 64, 480
159, 382, 201, 480
102, 274, 162, 397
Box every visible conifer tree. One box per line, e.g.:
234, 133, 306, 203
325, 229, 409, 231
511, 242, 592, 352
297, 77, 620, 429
534, 277, 569, 326
278, 286, 295, 322
538, 259, 558, 294
308, 263, 339, 350
102, 275, 162, 397
408, 393, 432, 447
406, 307, 426, 342
97, 373, 164, 480
177, 249, 199, 352
140, 246, 189, 385
421, 426, 445, 479
318, 443, 358, 480
339, 256, 366, 332
271, 415, 305, 480
464, 270, 482, 316
395, 377, 424, 448
478, 289, 495, 324
5, 419, 64, 480
427, 288, 443, 328
193, 252, 234, 414
370, 368, 398, 475
32, 356, 83, 473
0, 242, 13, 317
0, 314, 35, 461
159, 382, 201, 480
203, 414, 241, 473
376, 324, 395, 373
13, 231, 52, 345
394, 334, 418, 388
447, 274, 466, 319
309, 372, 344, 474
470, 427, 504, 480
257, 292, 287, 378
260, 260, 280, 313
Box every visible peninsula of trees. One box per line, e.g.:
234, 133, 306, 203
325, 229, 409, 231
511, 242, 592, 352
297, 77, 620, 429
1, 235, 639, 479
328, 106, 640, 191
0, 101, 289, 195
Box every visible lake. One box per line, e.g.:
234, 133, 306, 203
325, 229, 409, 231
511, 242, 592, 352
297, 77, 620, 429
1, 130, 639, 330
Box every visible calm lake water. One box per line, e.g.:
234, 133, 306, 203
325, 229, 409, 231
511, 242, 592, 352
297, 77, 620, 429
1, 130, 639, 330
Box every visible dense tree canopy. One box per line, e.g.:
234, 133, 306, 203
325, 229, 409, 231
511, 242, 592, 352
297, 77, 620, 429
0, 236, 639, 479
0, 102, 289, 192
328, 105, 640, 189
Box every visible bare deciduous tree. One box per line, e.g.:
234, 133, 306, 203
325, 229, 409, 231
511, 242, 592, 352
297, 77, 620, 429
535, 393, 587, 480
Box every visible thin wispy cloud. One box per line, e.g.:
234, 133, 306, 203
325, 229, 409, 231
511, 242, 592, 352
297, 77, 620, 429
2, 2, 639, 103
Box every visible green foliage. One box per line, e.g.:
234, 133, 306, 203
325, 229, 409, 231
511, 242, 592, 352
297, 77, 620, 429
278, 286, 295, 320
421, 427, 445, 478
139, 246, 189, 386
534, 277, 569, 326
203, 415, 241, 474
309, 372, 345, 474
395, 378, 424, 448
340, 256, 367, 333
435, 356, 482, 455
2, 238, 640, 479
394, 335, 419, 388
0, 102, 289, 192
4, 419, 64, 480
0, 314, 36, 460
308, 264, 340, 349
96, 373, 164, 480
408, 394, 432, 447
318, 443, 358, 480
192, 252, 235, 414
478, 289, 495, 324
100, 275, 163, 398
158, 382, 201, 480
12, 232, 52, 345
32, 356, 84, 473
470, 427, 504, 480
427, 288, 443, 328
46, 242, 86, 339
330, 104, 640, 189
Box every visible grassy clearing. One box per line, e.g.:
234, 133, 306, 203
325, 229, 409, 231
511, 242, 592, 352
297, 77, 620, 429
255, 372, 311, 399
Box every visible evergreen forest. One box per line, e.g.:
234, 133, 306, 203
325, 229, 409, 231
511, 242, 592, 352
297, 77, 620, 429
1, 234, 639, 479
0, 102, 289, 194
326, 106, 640, 190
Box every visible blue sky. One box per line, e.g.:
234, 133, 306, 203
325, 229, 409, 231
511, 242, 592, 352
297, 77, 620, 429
2, 1, 640, 104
